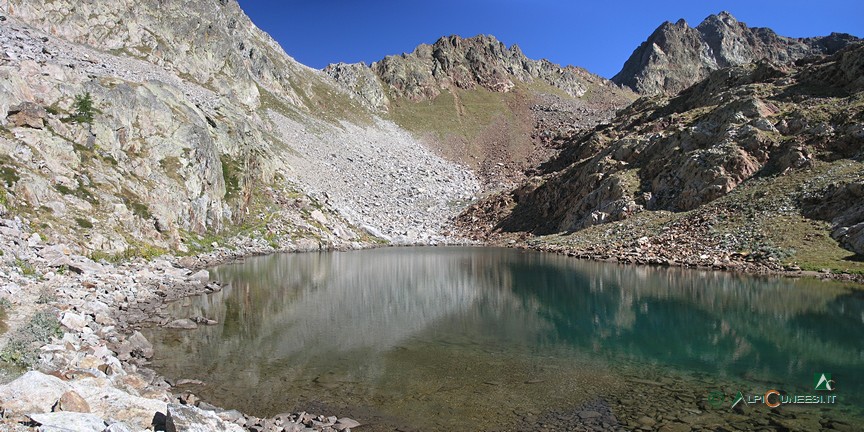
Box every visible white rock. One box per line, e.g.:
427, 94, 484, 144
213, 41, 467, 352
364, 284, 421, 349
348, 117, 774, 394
70, 377, 167, 429
104, 422, 135, 432
165, 404, 245, 432
29, 412, 107, 432
310, 209, 329, 226
61, 312, 87, 331
334, 417, 361, 430
28, 232, 42, 246
189, 269, 209, 284
0, 371, 71, 413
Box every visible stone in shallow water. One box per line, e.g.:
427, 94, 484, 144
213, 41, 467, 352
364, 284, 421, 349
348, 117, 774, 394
165, 318, 198, 329
578, 410, 602, 419
658, 423, 693, 432
334, 417, 361, 430
189, 269, 209, 284
29, 411, 106, 431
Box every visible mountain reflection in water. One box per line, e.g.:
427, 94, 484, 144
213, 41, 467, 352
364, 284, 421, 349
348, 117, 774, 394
147, 247, 864, 429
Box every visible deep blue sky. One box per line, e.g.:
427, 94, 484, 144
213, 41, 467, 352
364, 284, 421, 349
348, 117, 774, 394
236, 1, 863, 78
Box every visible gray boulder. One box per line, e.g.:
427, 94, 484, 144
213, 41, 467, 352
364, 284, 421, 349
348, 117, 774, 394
165, 404, 245, 432
0, 371, 70, 413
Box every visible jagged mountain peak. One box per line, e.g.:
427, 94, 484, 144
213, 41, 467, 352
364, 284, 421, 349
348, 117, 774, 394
612, 11, 861, 95
327, 32, 633, 108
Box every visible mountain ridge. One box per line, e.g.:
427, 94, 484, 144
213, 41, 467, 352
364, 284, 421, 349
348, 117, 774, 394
325, 33, 636, 189
612, 11, 860, 95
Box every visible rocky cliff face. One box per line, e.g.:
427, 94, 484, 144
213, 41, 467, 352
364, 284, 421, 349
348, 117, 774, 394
612, 11, 860, 95
0, 0, 480, 258
460, 43, 864, 270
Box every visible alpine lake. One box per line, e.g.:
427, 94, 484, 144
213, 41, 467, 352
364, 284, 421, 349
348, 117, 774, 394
145, 247, 864, 431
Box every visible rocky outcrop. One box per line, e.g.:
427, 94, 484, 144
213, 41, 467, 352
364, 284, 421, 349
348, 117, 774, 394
322, 62, 389, 112
802, 180, 864, 255
612, 12, 860, 95
459, 43, 864, 260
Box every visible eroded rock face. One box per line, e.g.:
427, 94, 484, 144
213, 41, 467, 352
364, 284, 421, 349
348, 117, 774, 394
323, 62, 390, 112
6, 102, 47, 128
612, 12, 860, 95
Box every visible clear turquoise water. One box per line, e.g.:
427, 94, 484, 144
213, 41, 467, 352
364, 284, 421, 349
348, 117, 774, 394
147, 247, 864, 430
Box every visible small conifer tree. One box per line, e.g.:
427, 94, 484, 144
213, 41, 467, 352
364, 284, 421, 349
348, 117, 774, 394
72, 92, 96, 124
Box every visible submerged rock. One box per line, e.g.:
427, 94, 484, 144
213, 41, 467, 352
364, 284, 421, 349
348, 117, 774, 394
165, 318, 198, 330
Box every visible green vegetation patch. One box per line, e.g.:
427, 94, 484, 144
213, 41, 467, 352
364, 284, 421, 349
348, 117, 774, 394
0, 311, 62, 367
74, 217, 93, 229
160, 156, 184, 184
54, 182, 99, 205
90, 243, 167, 263
221, 155, 241, 201
63, 92, 99, 124
118, 187, 153, 220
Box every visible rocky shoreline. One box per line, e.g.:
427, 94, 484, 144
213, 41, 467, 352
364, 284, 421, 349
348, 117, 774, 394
510, 239, 864, 287
0, 212, 372, 432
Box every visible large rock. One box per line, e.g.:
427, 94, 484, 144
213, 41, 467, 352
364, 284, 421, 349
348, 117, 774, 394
125, 331, 155, 359
66, 377, 166, 429
55, 390, 91, 413
0, 371, 70, 413
165, 404, 245, 432
28, 412, 107, 432
6, 101, 47, 129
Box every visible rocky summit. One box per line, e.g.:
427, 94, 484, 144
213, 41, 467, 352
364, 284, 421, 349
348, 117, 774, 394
612, 11, 860, 95
0, 1, 862, 431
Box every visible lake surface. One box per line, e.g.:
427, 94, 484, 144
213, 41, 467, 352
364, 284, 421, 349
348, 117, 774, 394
147, 247, 864, 431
